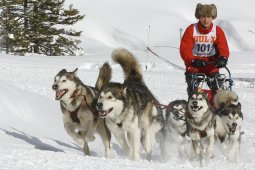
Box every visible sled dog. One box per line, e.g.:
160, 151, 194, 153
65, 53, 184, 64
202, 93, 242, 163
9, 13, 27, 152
186, 92, 215, 165
52, 63, 112, 157
214, 90, 243, 161
165, 100, 189, 158
96, 48, 165, 160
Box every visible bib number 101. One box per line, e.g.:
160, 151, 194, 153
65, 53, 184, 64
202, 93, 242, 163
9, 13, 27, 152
196, 44, 211, 52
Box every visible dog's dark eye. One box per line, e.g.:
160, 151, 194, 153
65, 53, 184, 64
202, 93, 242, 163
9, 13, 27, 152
198, 98, 202, 101
235, 117, 239, 120
228, 116, 231, 119
62, 80, 66, 82
108, 96, 113, 99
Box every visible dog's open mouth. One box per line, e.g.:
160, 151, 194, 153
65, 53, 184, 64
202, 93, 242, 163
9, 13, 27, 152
172, 111, 185, 121
191, 105, 203, 112
174, 115, 185, 121
55, 89, 68, 100
98, 108, 113, 118
227, 124, 237, 135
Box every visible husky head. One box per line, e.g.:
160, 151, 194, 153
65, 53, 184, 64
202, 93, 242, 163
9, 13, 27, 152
218, 103, 243, 135
166, 100, 187, 126
96, 83, 125, 118
188, 92, 209, 117
52, 68, 80, 101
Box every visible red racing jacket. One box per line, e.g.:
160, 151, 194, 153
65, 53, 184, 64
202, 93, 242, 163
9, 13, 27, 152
180, 21, 229, 74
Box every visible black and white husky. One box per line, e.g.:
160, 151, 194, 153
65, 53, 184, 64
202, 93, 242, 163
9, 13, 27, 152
214, 90, 243, 161
186, 92, 216, 165
52, 63, 112, 157
96, 48, 165, 160
165, 100, 189, 158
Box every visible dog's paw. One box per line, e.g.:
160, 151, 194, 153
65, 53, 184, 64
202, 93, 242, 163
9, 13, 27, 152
75, 138, 84, 146
105, 151, 114, 159
133, 151, 141, 161
85, 135, 95, 142
205, 151, 213, 159
200, 158, 206, 167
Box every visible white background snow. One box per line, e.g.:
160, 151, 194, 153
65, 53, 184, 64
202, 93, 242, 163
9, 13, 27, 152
0, 0, 255, 169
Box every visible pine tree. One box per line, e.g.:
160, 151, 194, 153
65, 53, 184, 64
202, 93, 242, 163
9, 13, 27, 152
0, 0, 84, 56
0, 0, 25, 54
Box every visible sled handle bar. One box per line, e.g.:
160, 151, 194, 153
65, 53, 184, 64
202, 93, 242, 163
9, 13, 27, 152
196, 61, 233, 90
192, 61, 233, 90
206, 61, 232, 80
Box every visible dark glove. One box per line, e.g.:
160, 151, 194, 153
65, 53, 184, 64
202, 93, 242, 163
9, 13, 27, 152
191, 59, 206, 68
216, 57, 228, 68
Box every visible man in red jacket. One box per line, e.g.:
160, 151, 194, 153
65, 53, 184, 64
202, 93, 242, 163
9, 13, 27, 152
180, 3, 230, 96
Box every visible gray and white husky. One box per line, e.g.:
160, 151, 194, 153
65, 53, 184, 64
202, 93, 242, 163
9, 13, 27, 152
52, 63, 112, 157
96, 48, 165, 160
186, 92, 216, 165
165, 100, 189, 158
214, 90, 243, 162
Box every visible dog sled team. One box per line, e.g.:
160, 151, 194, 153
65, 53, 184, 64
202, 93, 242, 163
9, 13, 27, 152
52, 3, 243, 166
52, 48, 243, 165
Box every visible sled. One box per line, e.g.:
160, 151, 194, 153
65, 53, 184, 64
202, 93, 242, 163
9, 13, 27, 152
190, 66, 233, 106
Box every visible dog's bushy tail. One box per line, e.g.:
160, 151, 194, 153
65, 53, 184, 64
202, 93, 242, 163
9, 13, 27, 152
112, 48, 144, 85
213, 90, 239, 108
95, 62, 112, 91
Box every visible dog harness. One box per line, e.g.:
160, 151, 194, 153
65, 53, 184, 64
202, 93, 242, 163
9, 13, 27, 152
66, 88, 98, 124
69, 105, 81, 124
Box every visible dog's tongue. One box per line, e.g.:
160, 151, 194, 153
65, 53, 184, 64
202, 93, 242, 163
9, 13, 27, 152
56, 91, 60, 97
55, 90, 66, 100
98, 108, 113, 118
56, 91, 61, 99
191, 105, 198, 111
98, 111, 107, 118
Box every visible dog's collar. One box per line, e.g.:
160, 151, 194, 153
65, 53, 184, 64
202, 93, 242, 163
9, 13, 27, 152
70, 89, 80, 99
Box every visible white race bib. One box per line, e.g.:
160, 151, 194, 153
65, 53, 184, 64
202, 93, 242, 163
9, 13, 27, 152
192, 23, 217, 57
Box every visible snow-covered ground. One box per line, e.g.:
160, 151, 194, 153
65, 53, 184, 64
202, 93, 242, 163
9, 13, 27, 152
1, 0, 255, 169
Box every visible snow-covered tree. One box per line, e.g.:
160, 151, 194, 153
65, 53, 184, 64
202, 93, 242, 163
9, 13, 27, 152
0, 0, 84, 56
0, 0, 24, 54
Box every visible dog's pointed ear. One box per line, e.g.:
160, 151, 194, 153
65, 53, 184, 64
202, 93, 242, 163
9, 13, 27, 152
188, 92, 195, 100
201, 91, 208, 101
72, 68, 78, 77
237, 102, 241, 110
59, 69, 67, 74
218, 108, 228, 116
